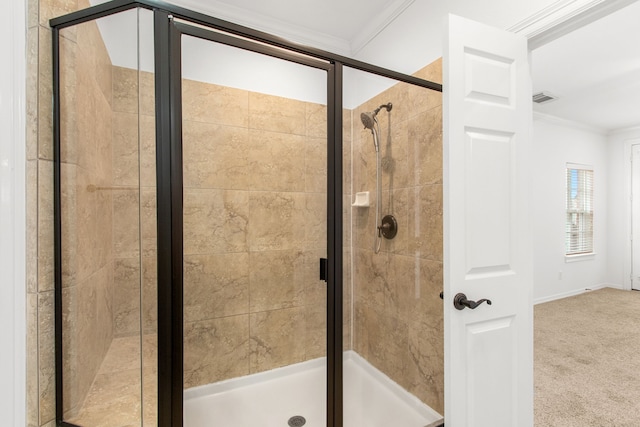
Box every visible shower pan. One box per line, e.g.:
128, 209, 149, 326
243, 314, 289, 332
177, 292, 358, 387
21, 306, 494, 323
51, 1, 444, 426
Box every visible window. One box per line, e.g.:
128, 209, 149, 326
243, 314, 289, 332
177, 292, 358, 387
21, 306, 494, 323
565, 164, 593, 255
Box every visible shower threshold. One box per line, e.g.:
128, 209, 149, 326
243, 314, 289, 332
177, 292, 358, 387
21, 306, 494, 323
184, 350, 442, 427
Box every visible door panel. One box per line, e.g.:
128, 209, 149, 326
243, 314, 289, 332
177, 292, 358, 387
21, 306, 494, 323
444, 14, 533, 427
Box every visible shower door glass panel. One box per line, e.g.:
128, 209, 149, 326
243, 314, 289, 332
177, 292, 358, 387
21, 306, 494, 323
342, 65, 445, 426
59, 7, 157, 426
180, 31, 328, 426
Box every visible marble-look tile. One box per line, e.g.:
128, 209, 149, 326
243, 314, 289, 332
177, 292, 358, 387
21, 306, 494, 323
38, 160, 54, 292
75, 56, 98, 172
68, 368, 142, 427
408, 106, 442, 187
406, 317, 444, 414
112, 189, 140, 259
248, 92, 306, 136
184, 315, 250, 388
306, 102, 327, 138
140, 114, 156, 188
139, 70, 155, 117
26, 293, 39, 427
408, 184, 443, 261
27, 0, 38, 29
184, 252, 249, 322
60, 163, 77, 288
248, 129, 305, 192
410, 258, 444, 324
59, 31, 78, 165
413, 57, 443, 85
249, 249, 305, 312
304, 303, 326, 360
95, 96, 113, 188
183, 189, 249, 254
112, 66, 138, 114
61, 285, 79, 416
99, 336, 142, 374
112, 112, 139, 186
353, 249, 388, 311
305, 136, 327, 193
38, 291, 56, 426
182, 120, 249, 190
141, 257, 157, 334
76, 19, 112, 107
26, 27, 38, 161
356, 304, 408, 384
113, 258, 141, 337
248, 191, 306, 251
26, 161, 38, 293
38, 27, 53, 161
140, 189, 157, 257
379, 116, 409, 190
40, 0, 79, 28
249, 307, 306, 373
304, 192, 326, 250
94, 185, 114, 270
182, 79, 248, 127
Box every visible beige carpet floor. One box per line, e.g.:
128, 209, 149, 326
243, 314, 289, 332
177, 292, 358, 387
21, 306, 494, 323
535, 288, 640, 426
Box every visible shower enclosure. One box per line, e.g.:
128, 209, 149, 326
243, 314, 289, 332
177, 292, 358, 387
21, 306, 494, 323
51, 1, 444, 426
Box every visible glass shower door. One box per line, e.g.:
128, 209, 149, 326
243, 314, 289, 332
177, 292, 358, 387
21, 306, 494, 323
178, 27, 330, 426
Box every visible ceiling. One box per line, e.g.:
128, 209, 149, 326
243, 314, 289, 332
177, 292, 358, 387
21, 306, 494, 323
173, 0, 416, 55
175, 0, 640, 133
531, 0, 640, 133
93, 0, 640, 132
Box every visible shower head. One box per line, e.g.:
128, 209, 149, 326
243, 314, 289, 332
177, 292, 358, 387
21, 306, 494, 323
361, 102, 392, 153
361, 102, 393, 130
360, 111, 377, 130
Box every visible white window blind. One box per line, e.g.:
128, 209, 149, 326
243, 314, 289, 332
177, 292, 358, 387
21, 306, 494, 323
565, 165, 593, 255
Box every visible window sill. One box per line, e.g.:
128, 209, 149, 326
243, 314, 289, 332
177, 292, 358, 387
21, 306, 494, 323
565, 253, 596, 263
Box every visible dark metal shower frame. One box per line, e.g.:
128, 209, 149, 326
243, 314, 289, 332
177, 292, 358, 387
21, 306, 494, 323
51, 2, 443, 427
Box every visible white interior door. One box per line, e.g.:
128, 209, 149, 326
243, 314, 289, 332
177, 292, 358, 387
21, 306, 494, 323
443, 14, 533, 427
632, 144, 640, 290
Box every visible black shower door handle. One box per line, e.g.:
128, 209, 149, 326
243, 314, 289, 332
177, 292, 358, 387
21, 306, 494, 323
453, 293, 492, 310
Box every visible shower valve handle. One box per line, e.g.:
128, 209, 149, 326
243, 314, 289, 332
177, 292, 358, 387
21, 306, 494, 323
453, 293, 492, 310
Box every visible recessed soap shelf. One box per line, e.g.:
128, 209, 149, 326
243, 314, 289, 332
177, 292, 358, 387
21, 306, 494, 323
351, 192, 370, 207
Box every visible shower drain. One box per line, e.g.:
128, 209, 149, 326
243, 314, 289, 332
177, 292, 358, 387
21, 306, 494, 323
288, 415, 306, 427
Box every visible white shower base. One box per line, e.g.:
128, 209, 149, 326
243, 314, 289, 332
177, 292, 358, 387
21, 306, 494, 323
184, 350, 443, 427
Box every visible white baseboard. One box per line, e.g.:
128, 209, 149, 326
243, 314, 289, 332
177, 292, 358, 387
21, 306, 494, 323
534, 283, 623, 305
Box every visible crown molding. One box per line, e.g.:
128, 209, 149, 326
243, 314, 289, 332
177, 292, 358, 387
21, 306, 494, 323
607, 125, 640, 136
175, 0, 352, 55
508, 0, 637, 49
350, 0, 416, 55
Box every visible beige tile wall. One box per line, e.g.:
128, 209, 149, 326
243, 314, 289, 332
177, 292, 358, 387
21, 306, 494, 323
351, 59, 444, 414
58, 13, 117, 420
27, 0, 121, 424
180, 79, 329, 388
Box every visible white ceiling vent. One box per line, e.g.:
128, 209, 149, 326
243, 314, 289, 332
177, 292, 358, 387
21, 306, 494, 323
532, 92, 559, 104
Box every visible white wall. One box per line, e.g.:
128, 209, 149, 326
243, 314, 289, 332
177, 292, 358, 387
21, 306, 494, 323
607, 127, 640, 287
532, 115, 610, 303
0, 0, 26, 423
